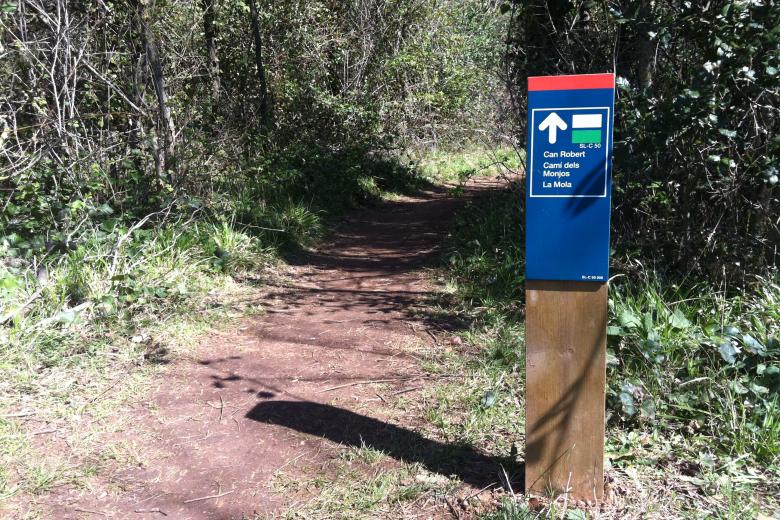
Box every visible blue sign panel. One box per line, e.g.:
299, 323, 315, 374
525, 73, 615, 282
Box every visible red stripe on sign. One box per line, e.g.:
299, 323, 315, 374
528, 73, 614, 91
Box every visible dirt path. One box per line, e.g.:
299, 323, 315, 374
59, 180, 501, 519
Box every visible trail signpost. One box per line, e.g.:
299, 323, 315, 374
524, 73, 615, 501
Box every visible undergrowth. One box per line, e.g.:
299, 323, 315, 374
436, 173, 780, 518
415, 145, 522, 185
0, 148, 424, 509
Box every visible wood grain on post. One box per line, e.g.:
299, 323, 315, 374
525, 280, 607, 501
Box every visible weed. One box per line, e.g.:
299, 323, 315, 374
277, 459, 447, 519
431, 163, 780, 517
415, 146, 522, 184
478, 497, 534, 519
340, 441, 387, 465
0, 146, 434, 514
23, 462, 62, 496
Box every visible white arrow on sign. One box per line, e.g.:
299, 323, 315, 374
538, 112, 567, 144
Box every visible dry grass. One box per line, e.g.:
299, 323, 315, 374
0, 271, 276, 517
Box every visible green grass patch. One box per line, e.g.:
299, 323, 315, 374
414, 146, 522, 184
226, 147, 428, 246
275, 457, 454, 519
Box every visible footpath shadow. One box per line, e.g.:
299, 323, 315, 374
246, 400, 523, 490
258, 181, 507, 336
280, 183, 503, 273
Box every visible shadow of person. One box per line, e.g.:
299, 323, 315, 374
246, 400, 523, 490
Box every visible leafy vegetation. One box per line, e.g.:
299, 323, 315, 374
440, 178, 779, 517
0, 0, 495, 418
1, 0, 779, 517
0, 0, 504, 510
504, 0, 780, 278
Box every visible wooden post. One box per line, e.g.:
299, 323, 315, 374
525, 280, 607, 501
524, 73, 615, 501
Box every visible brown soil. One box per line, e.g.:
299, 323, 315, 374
50, 179, 505, 519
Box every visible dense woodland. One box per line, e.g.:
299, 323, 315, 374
2, 1, 777, 276
1, 0, 503, 234
1, 0, 779, 517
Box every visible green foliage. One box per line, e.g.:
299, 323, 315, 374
608, 277, 780, 464
0, 0, 498, 255
417, 147, 522, 184
0, 218, 268, 375
479, 497, 534, 519
446, 186, 523, 309
503, 0, 780, 279
221, 147, 426, 249
441, 172, 779, 503
207, 221, 269, 272
612, 0, 780, 278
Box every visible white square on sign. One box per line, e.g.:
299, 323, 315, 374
571, 114, 603, 128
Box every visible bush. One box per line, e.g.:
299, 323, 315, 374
444, 181, 780, 468
503, 0, 780, 280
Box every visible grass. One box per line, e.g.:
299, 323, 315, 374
3, 146, 778, 518
412, 337, 523, 455
0, 148, 426, 515
277, 462, 437, 519
414, 145, 522, 185
272, 434, 458, 519
431, 170, 780, 518
340, 442, 389, 465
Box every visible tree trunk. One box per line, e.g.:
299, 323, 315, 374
525, 0, 572, 76
131, 48, 148, 175
136, 0, 176, 183
636, 0, 654, 90
248, 0, 270, 127
201, 0, 221, 109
